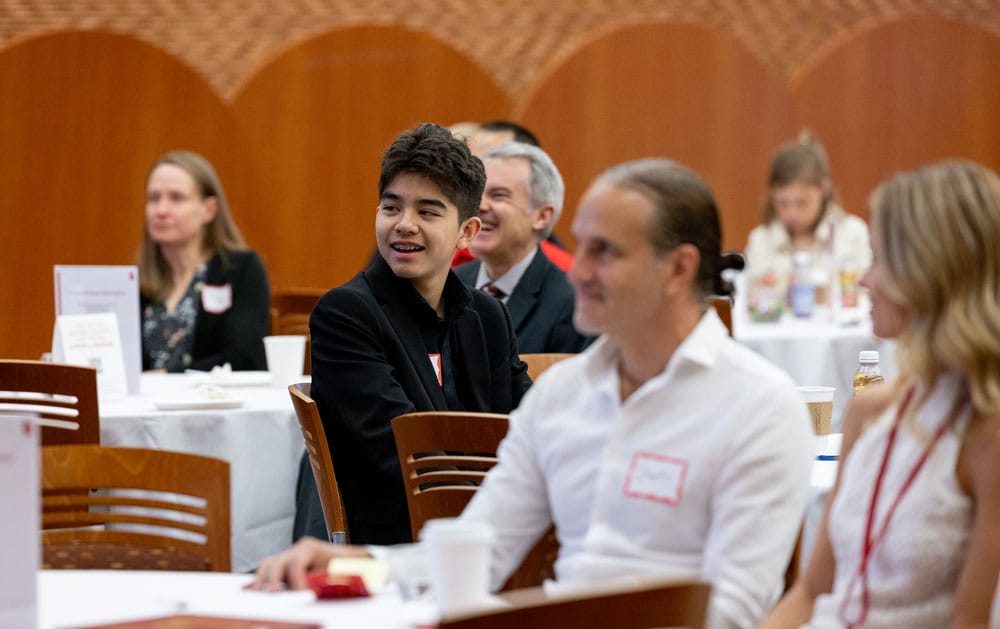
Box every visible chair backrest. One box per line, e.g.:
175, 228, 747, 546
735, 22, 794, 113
41, 445, 231, 572
520, 353, 575, 381
391, 411, 509, 541
439, 579, 711, 629
289, 382, 348, 544
271, 287, 325, 374
392, 410, 560, 591
710, 296, 734, 337
0, 359, 100, 446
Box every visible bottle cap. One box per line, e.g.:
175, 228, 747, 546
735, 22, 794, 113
859, 350, 879, 363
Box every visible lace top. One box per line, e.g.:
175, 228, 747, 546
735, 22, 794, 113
142, 265, 206, 372
805, 372, 973, 628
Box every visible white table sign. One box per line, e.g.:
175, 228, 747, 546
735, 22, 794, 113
54, 265, 141, 395
0, 416, 38, 629
52, 312, 129, 400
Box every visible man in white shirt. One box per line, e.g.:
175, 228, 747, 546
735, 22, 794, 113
251, 158, 813, 629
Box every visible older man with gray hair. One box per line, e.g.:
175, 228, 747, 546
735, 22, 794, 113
455, 142, 593, 354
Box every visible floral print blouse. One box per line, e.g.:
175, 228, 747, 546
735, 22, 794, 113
141, 265, 207, 372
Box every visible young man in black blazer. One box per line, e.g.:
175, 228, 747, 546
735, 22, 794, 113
293, 123, 533, 545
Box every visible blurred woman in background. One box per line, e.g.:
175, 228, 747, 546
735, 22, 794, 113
762, 159, 1000, 628
139, 150, 270, 372
745, 132, 871, 314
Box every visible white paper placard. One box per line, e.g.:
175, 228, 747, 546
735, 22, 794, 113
54, 265, 141, 395
52, 313, 129, 400
0, 416, 38, 629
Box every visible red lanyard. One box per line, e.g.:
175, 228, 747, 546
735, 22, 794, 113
838, 384, 969, 628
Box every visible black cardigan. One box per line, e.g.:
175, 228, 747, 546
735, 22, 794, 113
141, 250, 270, 372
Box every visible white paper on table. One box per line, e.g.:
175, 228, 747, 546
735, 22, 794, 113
0, 416, 38, 629
51, 312, 129, 400
54, 265, 141, 396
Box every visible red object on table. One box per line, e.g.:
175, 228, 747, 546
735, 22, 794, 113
305, 571, 370, 599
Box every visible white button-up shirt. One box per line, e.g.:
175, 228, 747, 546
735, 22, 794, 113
462, 309, 814, 629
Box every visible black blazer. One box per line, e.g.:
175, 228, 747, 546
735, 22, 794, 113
455, 247, 593, 354
140, 250, 270, 372
308, 256, 532, 544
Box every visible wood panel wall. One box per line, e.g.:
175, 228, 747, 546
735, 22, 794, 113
2, 3, 999, 360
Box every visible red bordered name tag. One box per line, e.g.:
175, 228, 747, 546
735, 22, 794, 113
428, 353, 442, 386
623, 451, 688, 505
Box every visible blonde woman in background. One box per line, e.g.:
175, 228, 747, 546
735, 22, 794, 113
745, 132, 871, 311
139, 150, 270, 372
762, 160, 1000, 628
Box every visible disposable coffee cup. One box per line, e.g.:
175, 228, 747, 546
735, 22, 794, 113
421, 518, 495, 617
263, 335, 306, 388
798, 386, 835, 435
386, 543, 430, 601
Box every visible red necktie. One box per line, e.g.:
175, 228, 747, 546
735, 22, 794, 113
482, 283, 506, 299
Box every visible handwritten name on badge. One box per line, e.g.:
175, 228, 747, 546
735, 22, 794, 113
201, 283, 233, 314
623, 451, 688, 505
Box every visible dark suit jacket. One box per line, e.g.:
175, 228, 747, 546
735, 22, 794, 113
305, 256, 532, 544
455, 247, 593, 354
141, 250, 270, 372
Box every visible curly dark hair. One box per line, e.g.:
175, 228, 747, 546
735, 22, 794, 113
378, 123, 486, 222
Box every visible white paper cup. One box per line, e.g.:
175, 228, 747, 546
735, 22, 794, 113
386, 543, 431, 600
421, 518, 495, 617
263, 335, 306, 388
798, 386, 835, 435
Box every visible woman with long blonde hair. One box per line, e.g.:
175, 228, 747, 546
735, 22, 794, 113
762, 160, 1000, 628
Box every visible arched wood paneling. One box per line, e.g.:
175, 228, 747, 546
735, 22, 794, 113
516, 22, 794, 253
791, 17, 1000, 220
2, 13, 999, 361
231, 26, 510, 293
0, 30, 254, 359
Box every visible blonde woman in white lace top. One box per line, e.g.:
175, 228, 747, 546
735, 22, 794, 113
761, 160, 1000, 629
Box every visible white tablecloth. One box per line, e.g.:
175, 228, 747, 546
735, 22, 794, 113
97, 374, 305, 573
734, 316, 897, 432
36, 570, 436, 629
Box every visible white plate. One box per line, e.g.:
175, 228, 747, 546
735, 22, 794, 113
152, 397, 245, 411
200, 371, 273, 387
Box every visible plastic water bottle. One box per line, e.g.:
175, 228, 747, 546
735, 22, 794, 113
853, 350, 884, 396
790, 251, 815, 318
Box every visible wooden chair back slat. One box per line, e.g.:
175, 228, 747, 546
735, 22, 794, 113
392, 411, 560, 591
439, 579, 712, 628
40, 445, 230, 572
289, 382, 349, 543
0, 360, 99, 445
519, 353, 575, 381
271, 288, 325, 374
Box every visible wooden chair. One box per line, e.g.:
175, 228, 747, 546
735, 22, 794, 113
289, 382, 349, 544
520, 353, 575, 381
271, 287, 325, 375
391, 410, 559, 591
710, 295, 734, 337
391, 410, 509, 541
0, 359, 99, 446
41, 445, 231, 572
439, 579, 712, 628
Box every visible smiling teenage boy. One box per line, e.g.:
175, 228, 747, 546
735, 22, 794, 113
292, 123, 533, 545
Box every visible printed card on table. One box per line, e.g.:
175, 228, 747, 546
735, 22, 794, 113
54, 265, 141, 395
0, 417, 38, 629
52, 312, 129, 400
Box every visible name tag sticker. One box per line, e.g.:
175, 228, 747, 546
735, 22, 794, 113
623, 451, 688, 505
428, 353, 442, 386
201, 283, 232, 314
